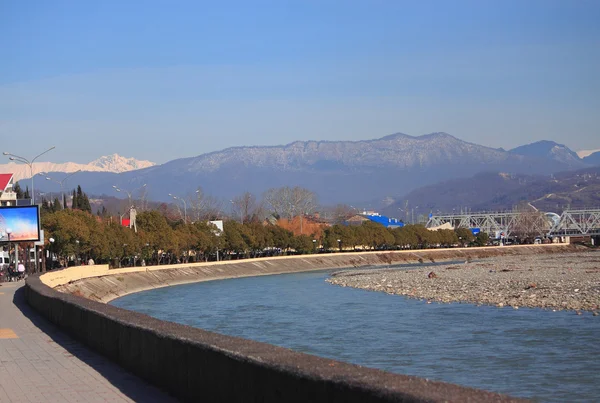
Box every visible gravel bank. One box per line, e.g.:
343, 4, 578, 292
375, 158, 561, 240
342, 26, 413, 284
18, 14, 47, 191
327, 250, 600, 313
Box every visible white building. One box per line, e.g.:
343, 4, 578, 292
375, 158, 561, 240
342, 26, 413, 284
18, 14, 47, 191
0, 173, 17, 206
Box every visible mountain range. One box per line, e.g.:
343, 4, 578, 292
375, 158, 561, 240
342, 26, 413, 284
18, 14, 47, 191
381, 167, 600, 219
1, 154, 155, 182
9, 133, 600, 210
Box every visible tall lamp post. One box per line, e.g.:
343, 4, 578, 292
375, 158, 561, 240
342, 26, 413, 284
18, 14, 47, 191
3, 146, 55, 204
5, 227, 11, 255
6, 228, 16, 267
46, 170, 81, 209
169, 193, 187, 223
113, 184, 146, 208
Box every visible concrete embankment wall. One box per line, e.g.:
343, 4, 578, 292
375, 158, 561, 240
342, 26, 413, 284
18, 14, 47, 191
24, 245, 564, 402
49, 244, 573, 303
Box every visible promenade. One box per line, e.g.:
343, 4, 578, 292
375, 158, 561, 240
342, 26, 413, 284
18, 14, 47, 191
0, 282, 176, 402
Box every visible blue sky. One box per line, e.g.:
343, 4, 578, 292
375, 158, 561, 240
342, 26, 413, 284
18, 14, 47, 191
1, 0, 599, 164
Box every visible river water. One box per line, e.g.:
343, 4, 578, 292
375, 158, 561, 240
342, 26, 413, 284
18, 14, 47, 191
111, 266, 600, 402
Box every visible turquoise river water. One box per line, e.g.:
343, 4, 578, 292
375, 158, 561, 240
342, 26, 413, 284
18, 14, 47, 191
112, 266, 600, 402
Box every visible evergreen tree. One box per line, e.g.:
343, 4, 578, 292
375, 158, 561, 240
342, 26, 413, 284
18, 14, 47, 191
41, 198, 50, 213
76, 185, 83, 208
53, 198, 62, 212
62, 194, 67, 210
24, 186, 31, 200
81, 193, 92, 213
13, 182, 24, 199
71, 189, 78, 209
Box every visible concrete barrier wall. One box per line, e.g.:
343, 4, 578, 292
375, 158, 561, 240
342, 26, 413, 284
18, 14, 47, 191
23, 246, 563, 402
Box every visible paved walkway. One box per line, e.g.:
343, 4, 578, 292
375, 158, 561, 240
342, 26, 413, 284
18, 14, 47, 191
0, 282, 177, 402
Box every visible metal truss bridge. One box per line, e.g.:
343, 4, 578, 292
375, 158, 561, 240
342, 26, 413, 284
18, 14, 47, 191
426, 209, 600, 238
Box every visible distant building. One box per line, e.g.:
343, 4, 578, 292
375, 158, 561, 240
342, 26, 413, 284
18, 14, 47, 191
345, 212, 404, 228
0, 174, 17, 206
345, 214, 371, 226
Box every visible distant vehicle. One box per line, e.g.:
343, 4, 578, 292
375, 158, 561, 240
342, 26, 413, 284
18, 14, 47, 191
0, 251, 10, 268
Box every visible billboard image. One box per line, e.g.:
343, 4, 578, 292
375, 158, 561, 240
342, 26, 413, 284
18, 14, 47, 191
0, 205, 41, 242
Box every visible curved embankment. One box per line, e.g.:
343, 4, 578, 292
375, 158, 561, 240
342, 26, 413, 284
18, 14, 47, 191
24, 245, 570, 402
51, 244, 574, 303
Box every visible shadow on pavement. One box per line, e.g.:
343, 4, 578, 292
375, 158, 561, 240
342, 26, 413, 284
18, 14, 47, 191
12, 286, 178, 402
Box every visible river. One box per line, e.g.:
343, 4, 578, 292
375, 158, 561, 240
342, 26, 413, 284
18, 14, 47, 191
111, 265, 600, 402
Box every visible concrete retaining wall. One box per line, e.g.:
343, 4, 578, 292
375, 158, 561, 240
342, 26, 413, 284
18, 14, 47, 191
24, 245, 565, 402
52, 244, 572, 303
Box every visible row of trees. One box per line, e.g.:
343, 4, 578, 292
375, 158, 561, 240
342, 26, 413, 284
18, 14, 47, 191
39, 208, 489, 269
39, 185, 92, 214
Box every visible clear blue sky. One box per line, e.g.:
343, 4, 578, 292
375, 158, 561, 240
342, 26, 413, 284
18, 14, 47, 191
1, 0, 599, 163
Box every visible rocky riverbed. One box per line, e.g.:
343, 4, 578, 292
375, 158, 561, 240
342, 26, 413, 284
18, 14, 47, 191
327, 250, 600, 313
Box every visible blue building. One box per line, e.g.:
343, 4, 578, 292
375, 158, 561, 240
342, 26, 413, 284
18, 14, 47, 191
345, 213, 404, 228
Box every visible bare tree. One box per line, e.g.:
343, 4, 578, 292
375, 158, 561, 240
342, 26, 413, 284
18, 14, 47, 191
230, 191, 258, 224
331, 204, 355, 225
263, 186, 318, 234
511, 203, 551, 242
190, 187, 224, 222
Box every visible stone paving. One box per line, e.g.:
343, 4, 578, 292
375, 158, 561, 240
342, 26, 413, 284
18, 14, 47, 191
0, 281, 177, 402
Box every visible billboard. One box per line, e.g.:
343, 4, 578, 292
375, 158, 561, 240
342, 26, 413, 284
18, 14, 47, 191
0, 205, 41, 242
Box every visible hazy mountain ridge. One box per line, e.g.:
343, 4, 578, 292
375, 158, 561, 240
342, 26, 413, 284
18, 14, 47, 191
1, 154, 155, 181
582, 151, 600, 166
382, 167, 600, 217
165, 132, 524, 174
24, 132, 599, 207
509, 140, 585, 168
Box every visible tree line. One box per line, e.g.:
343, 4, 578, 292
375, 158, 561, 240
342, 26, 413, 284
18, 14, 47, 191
40, 207, 489, 269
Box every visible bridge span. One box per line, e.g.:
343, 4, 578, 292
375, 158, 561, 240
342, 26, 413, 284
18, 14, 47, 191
426, 208, 600, 239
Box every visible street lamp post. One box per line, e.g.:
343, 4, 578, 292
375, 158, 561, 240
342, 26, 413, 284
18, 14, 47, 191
113, 184, 147, 208
48, 237, 55, 270
6, 228, 13, 267
3, 146, 55, 204
46, 170, 81, 209
75, 240, 80, 265
169, 193, 187, 223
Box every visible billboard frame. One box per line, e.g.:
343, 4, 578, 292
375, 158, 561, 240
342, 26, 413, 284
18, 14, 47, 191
0, 204, 41, 242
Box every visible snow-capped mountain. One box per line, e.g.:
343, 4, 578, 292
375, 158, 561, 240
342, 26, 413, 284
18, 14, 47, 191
103, 132, 589, 205
14, 132, 598, 207
87, 154, 155, 172
577, 149, 600, 159
0, 154, 155, 181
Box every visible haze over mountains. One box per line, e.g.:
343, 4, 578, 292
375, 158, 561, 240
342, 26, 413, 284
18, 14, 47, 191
10, 133, 600, 210
381, 167, 600, 219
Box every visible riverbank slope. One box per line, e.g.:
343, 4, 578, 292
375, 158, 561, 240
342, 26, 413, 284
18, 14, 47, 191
48, 244, 579, 303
